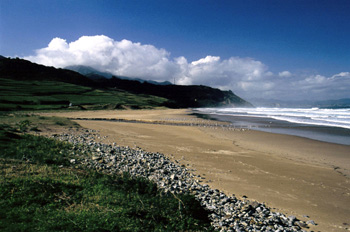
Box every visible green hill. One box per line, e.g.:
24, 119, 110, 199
0, 56, 95, 86
96, 76, 251, 108
0, 78, 168, 111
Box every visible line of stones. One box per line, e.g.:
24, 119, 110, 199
51, 129, 315, 232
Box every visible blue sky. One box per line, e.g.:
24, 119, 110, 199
1, 0, 349, 101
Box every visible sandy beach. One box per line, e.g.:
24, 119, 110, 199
41, 109, 350, 231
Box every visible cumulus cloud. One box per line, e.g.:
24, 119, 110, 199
25, 35, 349, 101
291, 72, 350, 100
175, 55, 269, 92
25, 35, 177, 80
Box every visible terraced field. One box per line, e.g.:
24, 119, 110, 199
0, 78, 168, 111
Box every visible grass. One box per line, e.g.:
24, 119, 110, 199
0, 123, 214, 231
0, 127, 74, 165
0, 113, 80, 133
0, 78, 169, 111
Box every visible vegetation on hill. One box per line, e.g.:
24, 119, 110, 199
95, 77, 251, 108
0, 56, 95, 86
0, 78, 168, 111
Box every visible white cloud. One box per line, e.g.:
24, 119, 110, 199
291, 72, 350, 100
48, 38, 69, 50
24, 35, 350, 101
26, 35, 175, 80
331, 72, 350, 79
278, 71, 292, 77
175, 56, 269, 92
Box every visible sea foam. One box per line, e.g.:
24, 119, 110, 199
197, 107, 350, 130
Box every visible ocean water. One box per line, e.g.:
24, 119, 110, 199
195, 107, 350, 145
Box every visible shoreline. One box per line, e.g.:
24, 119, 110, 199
193, 111, 350, 146
40, 109, 350, 231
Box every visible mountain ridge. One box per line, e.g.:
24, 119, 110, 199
0, 56, 252, 109
0, 57, 96, 87
65, 65, 173, 85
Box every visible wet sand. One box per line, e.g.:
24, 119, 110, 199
41, 109, 350, 231
195, 112, 350, 145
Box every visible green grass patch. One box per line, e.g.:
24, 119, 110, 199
0, 128, 74, 165
0, 113, 80, 133
0, 125, 213, 231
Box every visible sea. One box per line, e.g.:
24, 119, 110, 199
194, 107, 350, 145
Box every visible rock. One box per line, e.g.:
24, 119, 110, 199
91, 156, 101, 161
106, 162, 114, 168
249, 201, 260, 209
295, 221, 309, 228
307, 220, 316, 225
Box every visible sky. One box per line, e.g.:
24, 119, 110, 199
1, 0, 349, 102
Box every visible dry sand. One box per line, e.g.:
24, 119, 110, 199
42, 109, 350, 231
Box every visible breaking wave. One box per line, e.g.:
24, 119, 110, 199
196, 107, 350, 130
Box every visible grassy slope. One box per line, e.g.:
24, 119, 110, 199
0, 117, 213, 231
0, 78, 168, 111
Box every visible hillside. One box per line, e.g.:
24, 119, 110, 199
0, 56, 252, 110
0, 56, 95, 87
96, 77, 251, 108
0, 78, 168, 111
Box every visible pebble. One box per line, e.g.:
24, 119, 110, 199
50, 129, 312, 232
307, 220, 316, 225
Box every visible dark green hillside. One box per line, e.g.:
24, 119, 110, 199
0, 78, 168, 111
0, 57, 95, 86
96, 77, 252, 108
